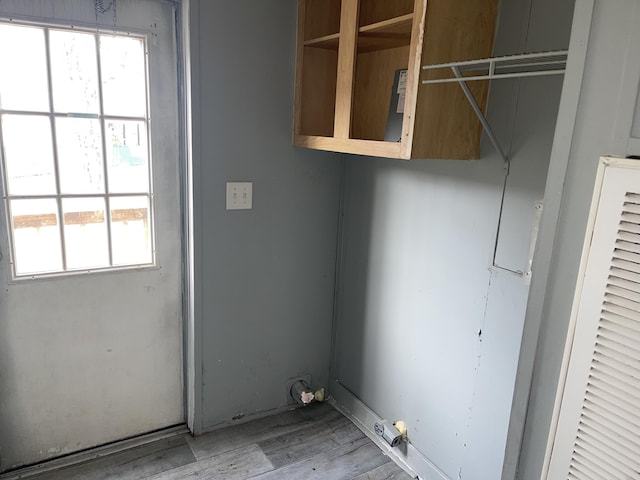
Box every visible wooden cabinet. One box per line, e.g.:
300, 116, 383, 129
293, 0, 500, 160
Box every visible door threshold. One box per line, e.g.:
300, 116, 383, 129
0, 424, 190, 479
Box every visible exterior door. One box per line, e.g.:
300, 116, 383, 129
0, 0, 184, 471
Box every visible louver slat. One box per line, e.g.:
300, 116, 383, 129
576, 427, 639, 477
604, 291, 640, 312
605, 290, 640, 311
597, 322, 640, 350
618, 230, 640, 245
622, 197, 640, 215
619, 221, 640, 235
609, 266, 640, 284
613, 247, 640, 265
601, 310, 640, 334
615, 239, 640, 255
590, 362, 640, 400
611, 255, 637, 278
594, 339, 640, 374
602, 300, 640, 323
584, 388, 640, 431
591, 353, 640, 395
580, 413, 639, 460
606, 284, 640, 304
621, 211, 640, 225
562, 188, 640, 480
572, 447, 621, 480
568, 461, 601, 480
607, 276, 640, 296
581, 400, 640, 439
586, 379, 640, 420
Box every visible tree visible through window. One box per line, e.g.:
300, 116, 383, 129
0, 22, 154, 277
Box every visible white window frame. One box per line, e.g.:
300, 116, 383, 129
0, 19, 157, 280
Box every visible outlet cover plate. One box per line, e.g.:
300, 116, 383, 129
226, 182, 253, 210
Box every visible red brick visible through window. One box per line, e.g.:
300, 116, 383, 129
12, 208, 148, 228
112, 208, 148, 222
64, 211, 106, 225
12, 213, 58, 229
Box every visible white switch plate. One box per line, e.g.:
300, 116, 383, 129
226, 182, 253, 210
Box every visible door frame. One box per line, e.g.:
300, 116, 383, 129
177, 0, 201, 435
500, 2, 595, 478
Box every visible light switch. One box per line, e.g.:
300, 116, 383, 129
226, 182, 253, 210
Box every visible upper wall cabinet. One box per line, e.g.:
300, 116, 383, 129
293, 0, 499, 160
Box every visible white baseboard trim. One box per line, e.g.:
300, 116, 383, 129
329, 380, 450, 480
0, 425, 189, 479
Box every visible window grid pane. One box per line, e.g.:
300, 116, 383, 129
9, 198, 63, 275
0, 22, 154, 279
0, 24, 50, 112
50, 29, 100, 114
62, 197, 109, 270
1, 114, 57, 195
56, 117, 105, 194
110, 196, 152, 266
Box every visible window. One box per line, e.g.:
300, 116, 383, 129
0, 22, 154, 278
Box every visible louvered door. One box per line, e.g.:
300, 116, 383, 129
547, 158, 640, 480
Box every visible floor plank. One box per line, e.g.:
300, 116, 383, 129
186, 403, 342, 461
247, 436, 391, 480
145, 463, 201, 480
331, 417, 368, 445
258, 420, 346, 468
197, 443, 273, 479
29, 437, 196, 480
352, 461, 414, 480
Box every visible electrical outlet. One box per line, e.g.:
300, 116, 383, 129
226, 182, 253, 210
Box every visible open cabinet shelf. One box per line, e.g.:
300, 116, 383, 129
357, 14, 414, 52
304, 33, 340, 49
293, 0, 500, 160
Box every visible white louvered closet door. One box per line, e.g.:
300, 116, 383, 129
547, 158, 640, 480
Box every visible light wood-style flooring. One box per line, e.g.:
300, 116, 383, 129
23, 403, 413, 479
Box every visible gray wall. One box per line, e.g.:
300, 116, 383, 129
517, 1, 640, 478
332, 1, 574, 479
189, 0, 342, 432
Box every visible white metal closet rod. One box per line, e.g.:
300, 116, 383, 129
421, 50, 568, 77
421, 50, 569, 161
422, 69, 565, 85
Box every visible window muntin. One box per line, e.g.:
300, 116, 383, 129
0, 22, 155, 278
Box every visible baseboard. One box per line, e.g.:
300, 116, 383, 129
329, 380, 451, 480
0, 424, 189, 479
198, 403, 304, 436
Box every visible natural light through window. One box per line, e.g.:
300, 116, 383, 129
0, 22, 154, 278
